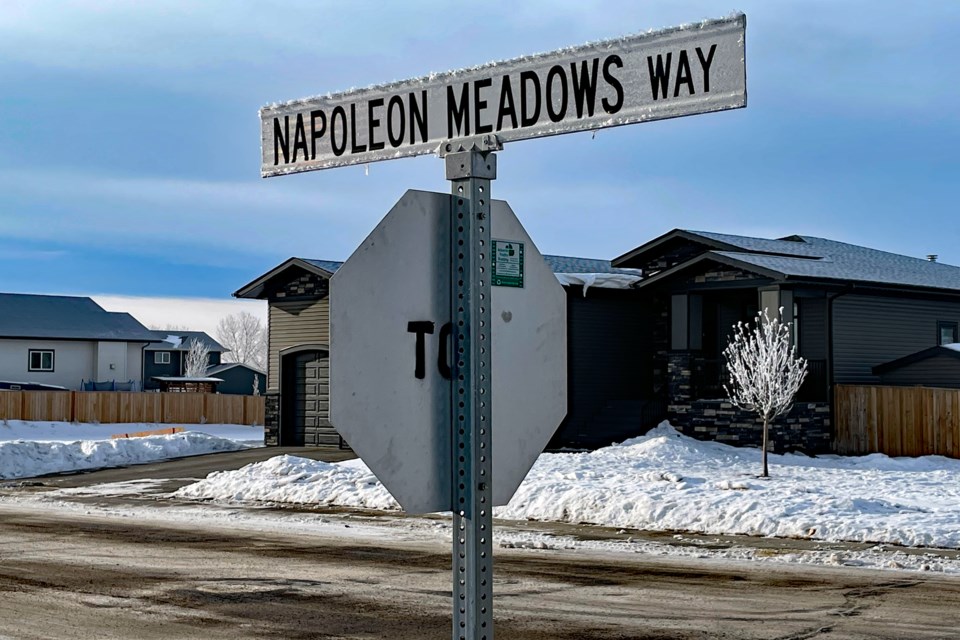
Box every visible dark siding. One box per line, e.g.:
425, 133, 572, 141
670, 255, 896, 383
879, 355, 960, 388
833, 294, 960, 384
798, 297, 827, 360
550, 288, 651, 449
215, 366, 266, 395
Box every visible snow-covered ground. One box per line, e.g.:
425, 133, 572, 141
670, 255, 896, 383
0, 420, 263, 480
176, 423, 960, 550
5, 420, 960, 576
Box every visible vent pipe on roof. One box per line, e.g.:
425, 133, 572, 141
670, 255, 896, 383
927, 254, 938, 262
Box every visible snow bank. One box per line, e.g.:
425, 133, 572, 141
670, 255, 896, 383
0, 432, 246, 480
0, 420, 264, 445
175, 423, 960, 549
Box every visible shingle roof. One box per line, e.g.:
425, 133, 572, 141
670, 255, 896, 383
302, 259, 344, 274
145, 330, 226, 352
542, 255, 641, 275
297, 255, 637, 276
705, 234, 960, 291
207, 362, 266, 376
0, 293, 158, 341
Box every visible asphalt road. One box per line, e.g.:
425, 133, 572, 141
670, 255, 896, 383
1, 503, 960, 640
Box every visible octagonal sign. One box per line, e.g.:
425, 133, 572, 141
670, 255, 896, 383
330, 189, 566, 513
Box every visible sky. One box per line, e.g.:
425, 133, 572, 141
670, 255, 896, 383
1, 1, 958, 330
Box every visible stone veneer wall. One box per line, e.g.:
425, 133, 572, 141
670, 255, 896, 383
264, 392, 280, 446
667, 351, 833, 454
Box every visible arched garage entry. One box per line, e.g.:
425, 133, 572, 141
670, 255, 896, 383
279, 345, 342, 447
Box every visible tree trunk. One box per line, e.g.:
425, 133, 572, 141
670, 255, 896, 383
761, 416, 769, 478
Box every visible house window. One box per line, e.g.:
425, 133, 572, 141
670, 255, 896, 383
28, 350, 54, 372
938, 321, 958, 346
154, 351, 171, 365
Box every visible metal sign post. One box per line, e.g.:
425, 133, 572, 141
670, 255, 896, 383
447, 149, 496, 639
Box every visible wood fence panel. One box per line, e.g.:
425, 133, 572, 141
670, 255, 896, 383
0, 391, 23, 420
244, 396, 265, 426
835, 385, 960, 459
0, 390, 264, 425
20, 391, 72, 421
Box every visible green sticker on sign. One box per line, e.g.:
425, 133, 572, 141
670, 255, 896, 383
492, 240, 524, 288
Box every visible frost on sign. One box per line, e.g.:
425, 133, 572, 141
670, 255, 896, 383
260, 14, 746, 176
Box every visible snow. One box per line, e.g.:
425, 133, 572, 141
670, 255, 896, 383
0, 420, 263, 479
944, 342, 960, 352
554, 272, 642, 294
176, 423, 960, 550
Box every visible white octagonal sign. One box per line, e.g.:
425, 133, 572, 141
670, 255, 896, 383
330, 190, 566, 513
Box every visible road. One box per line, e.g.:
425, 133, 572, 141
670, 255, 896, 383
2, 502, 960, 639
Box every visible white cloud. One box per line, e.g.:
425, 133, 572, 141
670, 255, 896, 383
91, 294, 267, 339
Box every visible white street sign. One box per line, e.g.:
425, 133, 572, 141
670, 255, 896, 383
330, 190, 567, 513
261, 14, 746, 176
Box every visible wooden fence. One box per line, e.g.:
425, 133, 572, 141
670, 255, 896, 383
835, 384, 960, 457
0, 391, 264, 426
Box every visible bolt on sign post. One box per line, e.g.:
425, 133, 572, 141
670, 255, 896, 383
261, 14, 746, 640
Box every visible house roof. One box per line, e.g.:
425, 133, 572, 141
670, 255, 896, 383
207, 362, 266, 376
237, 253, 638, 300
234, 257, 340, 299
145, 331, 226, 352
0, 293, 158, 342
620, 229, 960, 294
873, 344, 960, 374
542, 255, 640, 275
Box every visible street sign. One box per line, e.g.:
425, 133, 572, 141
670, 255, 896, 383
260, 14, 746, 176
329, 190, 567, 514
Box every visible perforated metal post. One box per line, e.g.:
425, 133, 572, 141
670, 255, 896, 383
446, 150, 496, 640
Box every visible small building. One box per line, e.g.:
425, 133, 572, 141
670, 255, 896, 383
873, 344, 960, 389
0, 293, 159, 391
151, 376, 223, 393
206, 362, 266, 395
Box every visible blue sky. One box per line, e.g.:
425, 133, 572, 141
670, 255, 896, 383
1, 1, 958, 315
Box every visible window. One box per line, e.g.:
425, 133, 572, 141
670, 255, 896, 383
28, 350, 54, 372
154, 351, 171, 365
938, 321, 958, 346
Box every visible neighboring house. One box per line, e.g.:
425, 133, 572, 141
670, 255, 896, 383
206, 362, 267, 396
0, 293, 159, 391
235, 229, 960, 454
143, 331, 225, 391
234, 256, 643, 448
611, 229, 960, 453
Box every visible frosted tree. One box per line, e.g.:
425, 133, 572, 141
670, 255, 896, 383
723, 308, 807, 478
252, 374, 260, 396
183, 338, 211, 378
216, 312, 267, 370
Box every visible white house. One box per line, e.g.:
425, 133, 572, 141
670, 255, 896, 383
0, 293, 159, 390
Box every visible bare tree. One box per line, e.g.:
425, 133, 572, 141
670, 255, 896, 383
723, 308, 807, 478
216, 312, 267, 370
183, 338, 211, 378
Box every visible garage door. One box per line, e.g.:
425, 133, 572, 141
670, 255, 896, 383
284, 350, 341, 446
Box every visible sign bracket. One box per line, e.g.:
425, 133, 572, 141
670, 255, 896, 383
446, 149, 496, 640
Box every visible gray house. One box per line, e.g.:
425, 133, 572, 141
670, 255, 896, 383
612, 229, 960, 452
234, 256, 643, 448
235, 229, 960, 453
0, 293, 158, 390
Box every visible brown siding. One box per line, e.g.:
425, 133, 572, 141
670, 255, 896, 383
268, 297, 330, 390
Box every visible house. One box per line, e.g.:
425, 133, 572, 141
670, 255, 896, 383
234, 256, 644, 448
142, 331, 225, 391
235, 229, 960, 454
0, 293, 159, 391
611, 229, 960, 453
